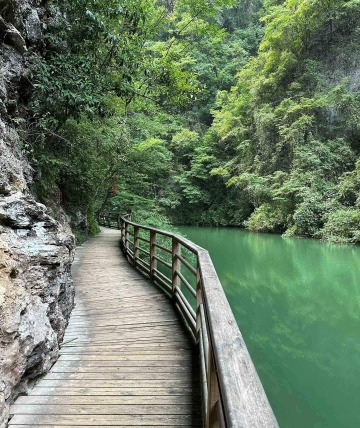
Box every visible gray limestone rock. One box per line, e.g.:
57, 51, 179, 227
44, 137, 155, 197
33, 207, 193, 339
0, 2, 75, 427
24, 10, 42, 43
0, 17, 27, 54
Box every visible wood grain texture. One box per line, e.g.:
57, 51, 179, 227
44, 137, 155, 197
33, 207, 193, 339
9, 414, 201, 426
10, 404, 201, 415
10, 228, 201, 427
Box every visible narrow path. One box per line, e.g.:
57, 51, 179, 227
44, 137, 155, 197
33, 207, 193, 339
10, 228, 201, 427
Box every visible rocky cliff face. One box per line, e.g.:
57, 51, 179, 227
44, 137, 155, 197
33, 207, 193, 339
0, 2, 75, 427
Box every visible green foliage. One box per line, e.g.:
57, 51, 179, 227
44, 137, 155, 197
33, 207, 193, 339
108, 192, 177, 232
28, 0, 360, 245
320, 209, 360, 244
31, 0, 229, 235
203, 0, 360, 243
245, 203, 288, 233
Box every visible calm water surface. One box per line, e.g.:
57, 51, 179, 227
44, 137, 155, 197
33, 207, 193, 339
177, 227, 360, 428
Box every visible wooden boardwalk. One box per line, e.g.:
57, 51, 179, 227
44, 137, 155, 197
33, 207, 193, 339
10, 228, 201, 428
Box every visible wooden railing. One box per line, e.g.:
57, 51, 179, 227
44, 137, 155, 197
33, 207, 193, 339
99, 213, 278, 428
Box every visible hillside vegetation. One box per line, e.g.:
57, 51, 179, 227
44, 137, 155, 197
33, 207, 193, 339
29, 0, 360, 244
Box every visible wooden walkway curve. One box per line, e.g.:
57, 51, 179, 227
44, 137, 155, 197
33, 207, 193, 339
9, 228, 202, 428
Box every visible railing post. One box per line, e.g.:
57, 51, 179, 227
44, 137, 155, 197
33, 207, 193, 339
172, 238, 181, 298
207, 343, 223, 428
134, 226, 140, 268
196, 260, 202, 342
150, 231, 157, 280
125, 221, 129, 254
120, 218, 125, 250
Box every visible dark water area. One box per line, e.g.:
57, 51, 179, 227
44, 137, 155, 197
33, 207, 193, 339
177, 226, 360, 428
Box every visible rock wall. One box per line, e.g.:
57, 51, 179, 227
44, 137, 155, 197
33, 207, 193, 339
0, 2, 75, 427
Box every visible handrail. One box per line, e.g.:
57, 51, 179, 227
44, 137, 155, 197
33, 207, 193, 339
98, 213, 278, 428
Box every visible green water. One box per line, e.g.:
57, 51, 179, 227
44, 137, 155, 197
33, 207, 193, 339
177, 226, 360, 428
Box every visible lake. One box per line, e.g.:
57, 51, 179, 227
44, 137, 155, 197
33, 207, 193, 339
177, 226, 360, 428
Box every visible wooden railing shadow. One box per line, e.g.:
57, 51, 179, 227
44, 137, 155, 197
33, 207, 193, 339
99, 213, 278, 428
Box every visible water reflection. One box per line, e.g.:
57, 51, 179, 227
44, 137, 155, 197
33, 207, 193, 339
178, 227, 360, 428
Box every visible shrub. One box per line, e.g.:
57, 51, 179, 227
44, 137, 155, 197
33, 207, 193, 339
320, 208, 360, 244
244, 203, 287, 233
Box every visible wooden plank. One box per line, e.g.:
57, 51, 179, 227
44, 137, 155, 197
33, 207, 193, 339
29, 387, 199, 396
45, 372, 196, 380
36, 379, 195, 388
59, 347, 192, 354
64, 321, 181, 331
53, 360, 195, 368
66, 317, 180, 327
76, 291, 167, 299
61, 337, 190, 345
70, 307, 175, 317
69, 298, 169, 306
15, 395, 195, 406
9, 425, 198, 428
65, 339, 188, 350
9, 414, 201, 426
59, 348, 192, 355
63, 326, 181, 335
58, 354, 189, 361
60, 344, 192, 351
50, 365, 193, 373
62, 333, 189, 341
63, 325, 181, 334
11, 404, 200, 415
64, 327, 187, 336
71, 301, 173, 309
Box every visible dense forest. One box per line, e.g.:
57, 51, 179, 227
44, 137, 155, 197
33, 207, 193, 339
27, 0, 360, 244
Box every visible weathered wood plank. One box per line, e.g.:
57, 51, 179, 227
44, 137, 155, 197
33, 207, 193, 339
36, 379, 197, 388
45, 372, 196, 380
30, 387, 198, 396
64, 322, 181, 332
63, 328, 188, 337
9, 425, 194, 428
59, 348, 192, 354
59, 347, 192, 354
69, 308, 175, 317
64, 315, 178, 330
60, 344, 192, 351
11, 404, 200, 415
9, 414, 201, 426
50, 364, 193, 373
58, 354, 189, 361
53, 360, 195, 368
15, 395, 195, 406
61, 337, 190, 346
